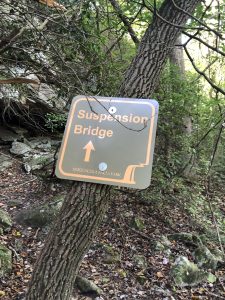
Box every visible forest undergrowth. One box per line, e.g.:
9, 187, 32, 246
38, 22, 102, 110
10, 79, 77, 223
1, 142, 225, 300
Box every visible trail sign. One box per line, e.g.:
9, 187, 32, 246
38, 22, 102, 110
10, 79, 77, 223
56, 95, 158, 189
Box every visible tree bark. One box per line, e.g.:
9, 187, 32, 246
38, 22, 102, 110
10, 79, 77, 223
26, 1, 201, 299
119, 0, 200, 98
26, 182, 111, 300
169, 34, 193, 135
169, 34, 185, 76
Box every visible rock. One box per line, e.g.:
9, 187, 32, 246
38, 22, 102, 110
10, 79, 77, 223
0, 154, 13, 172
22, 163, 32, 174
155, 235, 172, 252
15, 194, 65, 227
0, 209, 12, 231
24, 137, 52, 150
193, 245, 224, 270
103, 244, 121, 264
133, 255, 147, 269
10, 141, 31, 156
103, 252, 121, 264
130, 217, 145, 231
0, 126, 19, 143
155, 241, 166, 252
8, 126, 28, 136
171, 256, 209, 287
0, 244, 12, 277
168, 232, 202, 246
38, 84, 57, 105
16, 137, 60, 174
22, 152, 54, 171
151, 286, 173, 298
75, 275, 102, 295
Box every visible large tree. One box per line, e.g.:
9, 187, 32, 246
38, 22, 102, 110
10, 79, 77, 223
26, 1, 201, 299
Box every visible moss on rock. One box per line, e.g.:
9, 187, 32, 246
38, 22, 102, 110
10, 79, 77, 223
0, 244, 12, 277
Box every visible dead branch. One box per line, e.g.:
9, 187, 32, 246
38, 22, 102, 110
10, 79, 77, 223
0, 78, 40, 85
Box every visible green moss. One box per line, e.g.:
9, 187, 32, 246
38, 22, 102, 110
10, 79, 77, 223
0, 244, 12, 277
0, 209, 12, 230
171, 256, 209, 287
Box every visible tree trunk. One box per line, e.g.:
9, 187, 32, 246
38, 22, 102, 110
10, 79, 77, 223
26, 182, 111, 300
169, 35, 193, 135
119, 0, 200, 98
26, 1, 200, 299
169, 34, 185, 76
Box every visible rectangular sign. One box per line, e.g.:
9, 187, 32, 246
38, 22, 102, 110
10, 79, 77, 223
55, 95, 158, 189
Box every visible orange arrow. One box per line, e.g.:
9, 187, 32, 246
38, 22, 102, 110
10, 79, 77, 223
83, 141, 95, 162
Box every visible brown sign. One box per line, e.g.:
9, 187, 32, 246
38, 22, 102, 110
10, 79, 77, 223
55, 95, 158, 189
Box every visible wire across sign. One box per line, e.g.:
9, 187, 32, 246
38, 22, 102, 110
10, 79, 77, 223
56, 95, 158, 189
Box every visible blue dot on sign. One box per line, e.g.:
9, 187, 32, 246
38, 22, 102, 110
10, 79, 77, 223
99, 162, 107, 171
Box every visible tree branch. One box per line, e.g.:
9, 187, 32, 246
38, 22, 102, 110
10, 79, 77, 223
140, 0, 204, 30
183, 31, 225, 57
184, 46, 225, 96
0, 77, 40, 85
171, 0, 224, 39
108, 0, 139, 45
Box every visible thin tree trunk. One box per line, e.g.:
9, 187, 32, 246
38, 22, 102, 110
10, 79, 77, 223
26, 1, 200, 299
169, 34, 185, 75
170, 35, 193, 135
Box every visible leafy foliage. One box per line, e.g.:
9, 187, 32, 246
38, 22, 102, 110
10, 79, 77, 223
45, 112, 67, 132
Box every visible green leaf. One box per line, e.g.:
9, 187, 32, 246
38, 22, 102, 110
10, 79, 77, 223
207, 273, 217, 283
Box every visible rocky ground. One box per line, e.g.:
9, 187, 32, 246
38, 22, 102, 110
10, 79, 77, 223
0, 126, 225, 300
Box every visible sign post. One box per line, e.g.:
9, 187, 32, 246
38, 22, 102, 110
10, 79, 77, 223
56, 95, 158, 189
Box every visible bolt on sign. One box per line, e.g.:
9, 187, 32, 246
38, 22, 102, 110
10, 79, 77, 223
56, 95, 159, 189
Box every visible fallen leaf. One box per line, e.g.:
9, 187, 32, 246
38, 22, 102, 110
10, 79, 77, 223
156, 271, 164, 278
38, 0, 66, 10
0, 291, 6, 297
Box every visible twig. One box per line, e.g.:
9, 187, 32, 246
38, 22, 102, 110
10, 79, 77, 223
183, 32, 225, 57
50, 144, 60, 177
184, 46, 225, 96
141, 0, 205, 31
0, 26, 28, 54
218, 278, 225, 292
0, 178, 37, 189
87, 95, 151, 133
34, 228, 40, 239
171, 0, 224, 39
207, 292, 225, 299
8, 245, 20, 260
124, 223, 154, 243
119, 213, 154, 242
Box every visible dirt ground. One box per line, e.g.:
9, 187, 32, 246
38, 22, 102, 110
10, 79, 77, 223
1, 144, 225, 300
